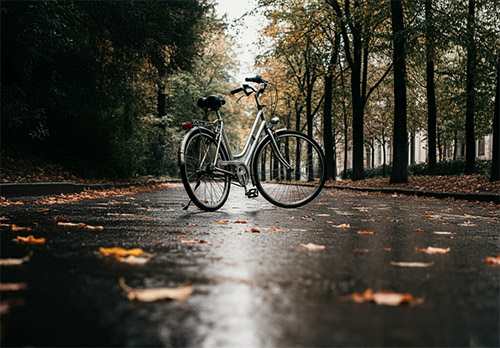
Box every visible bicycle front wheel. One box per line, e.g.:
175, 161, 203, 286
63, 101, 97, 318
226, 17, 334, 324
179, 128, 230, 211
253, 130, 325, 208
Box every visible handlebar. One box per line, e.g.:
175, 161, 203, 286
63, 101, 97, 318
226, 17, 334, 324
245, 75, 267, 84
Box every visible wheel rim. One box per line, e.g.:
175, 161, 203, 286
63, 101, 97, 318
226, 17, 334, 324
184, 133, 229, 208
256, 133, 324, 206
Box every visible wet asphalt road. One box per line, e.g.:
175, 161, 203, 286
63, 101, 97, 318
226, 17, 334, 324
1, 183, 499, 347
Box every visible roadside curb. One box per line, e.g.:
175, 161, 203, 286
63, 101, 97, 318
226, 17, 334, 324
0, 180, 181, 199
326, 184, 500, 204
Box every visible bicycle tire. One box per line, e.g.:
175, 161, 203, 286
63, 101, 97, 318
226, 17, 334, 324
179, 127, 231, 211
253, 130, 325, 208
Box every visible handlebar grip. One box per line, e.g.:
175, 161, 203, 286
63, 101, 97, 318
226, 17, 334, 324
230, 87, 244, 95
245, 75, 264, 83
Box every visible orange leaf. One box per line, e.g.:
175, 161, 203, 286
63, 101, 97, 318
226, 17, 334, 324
485, 255, 500, 265
99, 247, 144, 257
357, 230, 374, 235
268, 227, 280, 231
339, 289, 423, 306
234, 220, 247, 224
413, 228, 425, 233
217, 221, 227, 225
245, 227, 261, 233
12, 235, 45, 245
11, 224, 32, 232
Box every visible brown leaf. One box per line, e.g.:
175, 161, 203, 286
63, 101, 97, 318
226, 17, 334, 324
0, 253, 31, 266
0, 283, 28, 292
245, 228, 261, 233
12, 235, 45, 245
11, 224, 32, 232
119, 277, 193, 302
299, 243, 325, 251
413, 228, 425, 233
414, 246, 450, 254
234, 220, 247, 224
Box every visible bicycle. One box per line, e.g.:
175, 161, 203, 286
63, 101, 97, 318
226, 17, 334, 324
178, 75, 326, 211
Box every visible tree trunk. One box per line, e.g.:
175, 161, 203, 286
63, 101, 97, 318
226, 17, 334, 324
324, 73, 335, 181
491, 51, 500, 182
351, 25, 365, 180
390, 0, 408, 184
425, 0, 437, 174
340, 64, 349, 179
465, 0, 476, 174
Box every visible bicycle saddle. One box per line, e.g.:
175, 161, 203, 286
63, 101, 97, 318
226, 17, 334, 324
197, 95, 226, 111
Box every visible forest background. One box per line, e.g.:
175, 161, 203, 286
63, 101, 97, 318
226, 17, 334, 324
1, 0, 499, 185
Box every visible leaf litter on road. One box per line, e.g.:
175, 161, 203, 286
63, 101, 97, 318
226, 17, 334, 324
391, 261, 435, 268
485, 255, 500, 265
119, 277, 193, 302
98, 247, 154, 264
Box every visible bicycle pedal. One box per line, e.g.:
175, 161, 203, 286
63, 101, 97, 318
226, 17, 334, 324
246, 188, 258, 198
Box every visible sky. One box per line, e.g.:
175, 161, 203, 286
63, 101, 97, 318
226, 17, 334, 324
214, 0, 263, 82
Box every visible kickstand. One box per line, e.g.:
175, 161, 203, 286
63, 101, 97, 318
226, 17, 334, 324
183, 200, 192, 210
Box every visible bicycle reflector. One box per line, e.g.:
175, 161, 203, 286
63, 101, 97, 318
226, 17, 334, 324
181, 121, 193, 130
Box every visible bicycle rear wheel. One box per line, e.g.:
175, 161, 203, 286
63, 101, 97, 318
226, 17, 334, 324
179, 128, 230, 211
253, 130, 325, 208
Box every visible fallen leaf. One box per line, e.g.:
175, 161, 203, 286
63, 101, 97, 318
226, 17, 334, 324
57, 222, 85, 227
181, 239, 208, 244
234, 220, 247, 224
299, 243, 325, 251
357, 230, 374, 235
14, 201, 24, 205
268, 227, 280, 231
413, 228, 425, 233
326, 221, 351, 228
0, 283, 28, 291
99, 247, 144, 257
217, 221, 227, 225
38, 208, 50, 212
415, 246, 450, 254
119, 277, 193, 302
433, 231, 455, 235
12, 235, 45, 245
185, 223, 198, 227
53, 216, 68, 222
289, 216, 313, 221
339, 289, 423, 306
11, 224, 32, 232
391, 261, 435, 268
117, 255, 154, 265
382, 248, 392, 252
485, 255, 500, 265
458, 221, 476, 227
0, 298, 26, 315
0, 253, 31, 266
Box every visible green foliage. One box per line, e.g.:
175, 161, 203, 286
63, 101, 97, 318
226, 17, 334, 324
1, 0, 211, 178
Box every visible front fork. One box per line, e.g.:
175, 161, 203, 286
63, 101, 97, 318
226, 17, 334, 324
265, 125, 293, 171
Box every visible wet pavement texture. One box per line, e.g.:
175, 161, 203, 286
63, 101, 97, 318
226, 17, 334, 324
1, 183, 499, 347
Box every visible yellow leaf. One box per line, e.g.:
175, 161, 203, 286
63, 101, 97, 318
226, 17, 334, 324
99, 247, 144, 257
357, 230, 374, 235
119, 277, 193, 302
